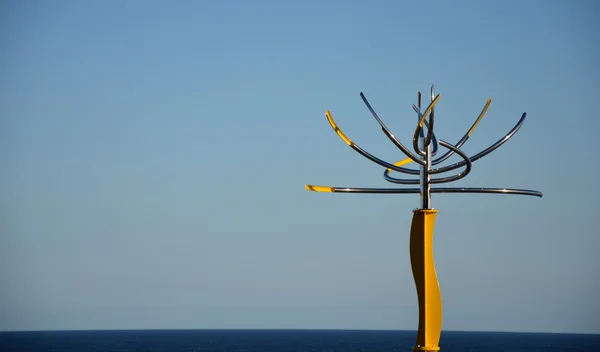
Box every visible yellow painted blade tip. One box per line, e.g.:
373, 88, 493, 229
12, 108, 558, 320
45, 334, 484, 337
387, 158, 414, 172
305, 184, 334, 192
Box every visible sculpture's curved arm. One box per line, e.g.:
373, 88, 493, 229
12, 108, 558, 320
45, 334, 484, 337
386, 110, 526, 176
386, 158, 420, 174
360, 92, 426, 166
432, 98, 491, 165
413, 107, 435, 156
432, 139, 471, 183
324, 111, 423, 174
392, 98, 491, 170
422, 86, 436, 151
304, 185, 543, 197
429, 124, 439, 156
430, 112, 527, 174
384, 139, 472, 184
413, 104, 439, 156
413, 94, 441, 156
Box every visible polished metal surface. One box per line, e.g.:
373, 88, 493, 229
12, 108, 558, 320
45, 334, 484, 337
350, 143, 421, 174
327, 187, 543, 197
412, 93, 439, 158
422, 87, 435, 209
383, 134, 473, 185
360, 92, 425, 166
430, 99, 491, 165
306, 84, 543, 207
418, 91, 428, 208
413, 104, 439, 156
430, 113, 527, 173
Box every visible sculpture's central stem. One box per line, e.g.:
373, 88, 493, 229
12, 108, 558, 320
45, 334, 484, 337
413, 87, 440, 350
419, 133, 432, 209
418, 88, 434, 210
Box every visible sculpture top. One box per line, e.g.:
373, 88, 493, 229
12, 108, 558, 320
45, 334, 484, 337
305, 85, 543, 209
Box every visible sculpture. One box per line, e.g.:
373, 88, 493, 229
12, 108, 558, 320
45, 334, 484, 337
305, 85, 542, 351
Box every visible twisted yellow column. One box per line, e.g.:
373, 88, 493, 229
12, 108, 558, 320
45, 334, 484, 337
410, 209, 442, 351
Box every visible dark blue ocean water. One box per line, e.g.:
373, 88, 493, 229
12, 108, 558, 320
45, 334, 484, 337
1, 330, 599, 352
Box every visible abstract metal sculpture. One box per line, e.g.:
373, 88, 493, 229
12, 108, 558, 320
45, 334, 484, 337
305, 85, 542, 351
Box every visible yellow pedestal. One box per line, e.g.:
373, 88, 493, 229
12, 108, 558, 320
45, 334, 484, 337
410, 209, 442, 351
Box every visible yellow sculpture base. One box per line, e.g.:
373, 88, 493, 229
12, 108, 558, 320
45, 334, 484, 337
410, 209, 442, 352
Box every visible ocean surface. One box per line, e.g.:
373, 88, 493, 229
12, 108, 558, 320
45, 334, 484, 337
1, 329, 599, 352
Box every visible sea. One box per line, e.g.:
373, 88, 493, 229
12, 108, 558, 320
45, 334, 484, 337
1, 329, 599, 352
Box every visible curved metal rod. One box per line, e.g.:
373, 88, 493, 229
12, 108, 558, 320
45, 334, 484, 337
430, 112, 527, 174
429, 123, 439, 156
430, 138, 473, 182
386, 111, 527, 176
384, 139, 472, 184
423, 85, 436, 151
413, 104, 435, 156
324, 111, 423, 174
360, 92, 425, 166
304, 185, 542, 197
413, 104, 439, 156
432, 98, 491, 165
398, 98, 490, 169
413, 94, 441, 156
352, 144, 424, 175
416, 91, 425, 146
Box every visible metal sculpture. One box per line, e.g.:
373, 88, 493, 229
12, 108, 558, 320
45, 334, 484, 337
305, 85, 542, 351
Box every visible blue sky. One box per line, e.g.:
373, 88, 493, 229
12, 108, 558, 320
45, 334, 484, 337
1, 0, 598, 334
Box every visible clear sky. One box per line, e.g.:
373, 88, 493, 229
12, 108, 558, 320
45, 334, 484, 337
1, 0, 599, 334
